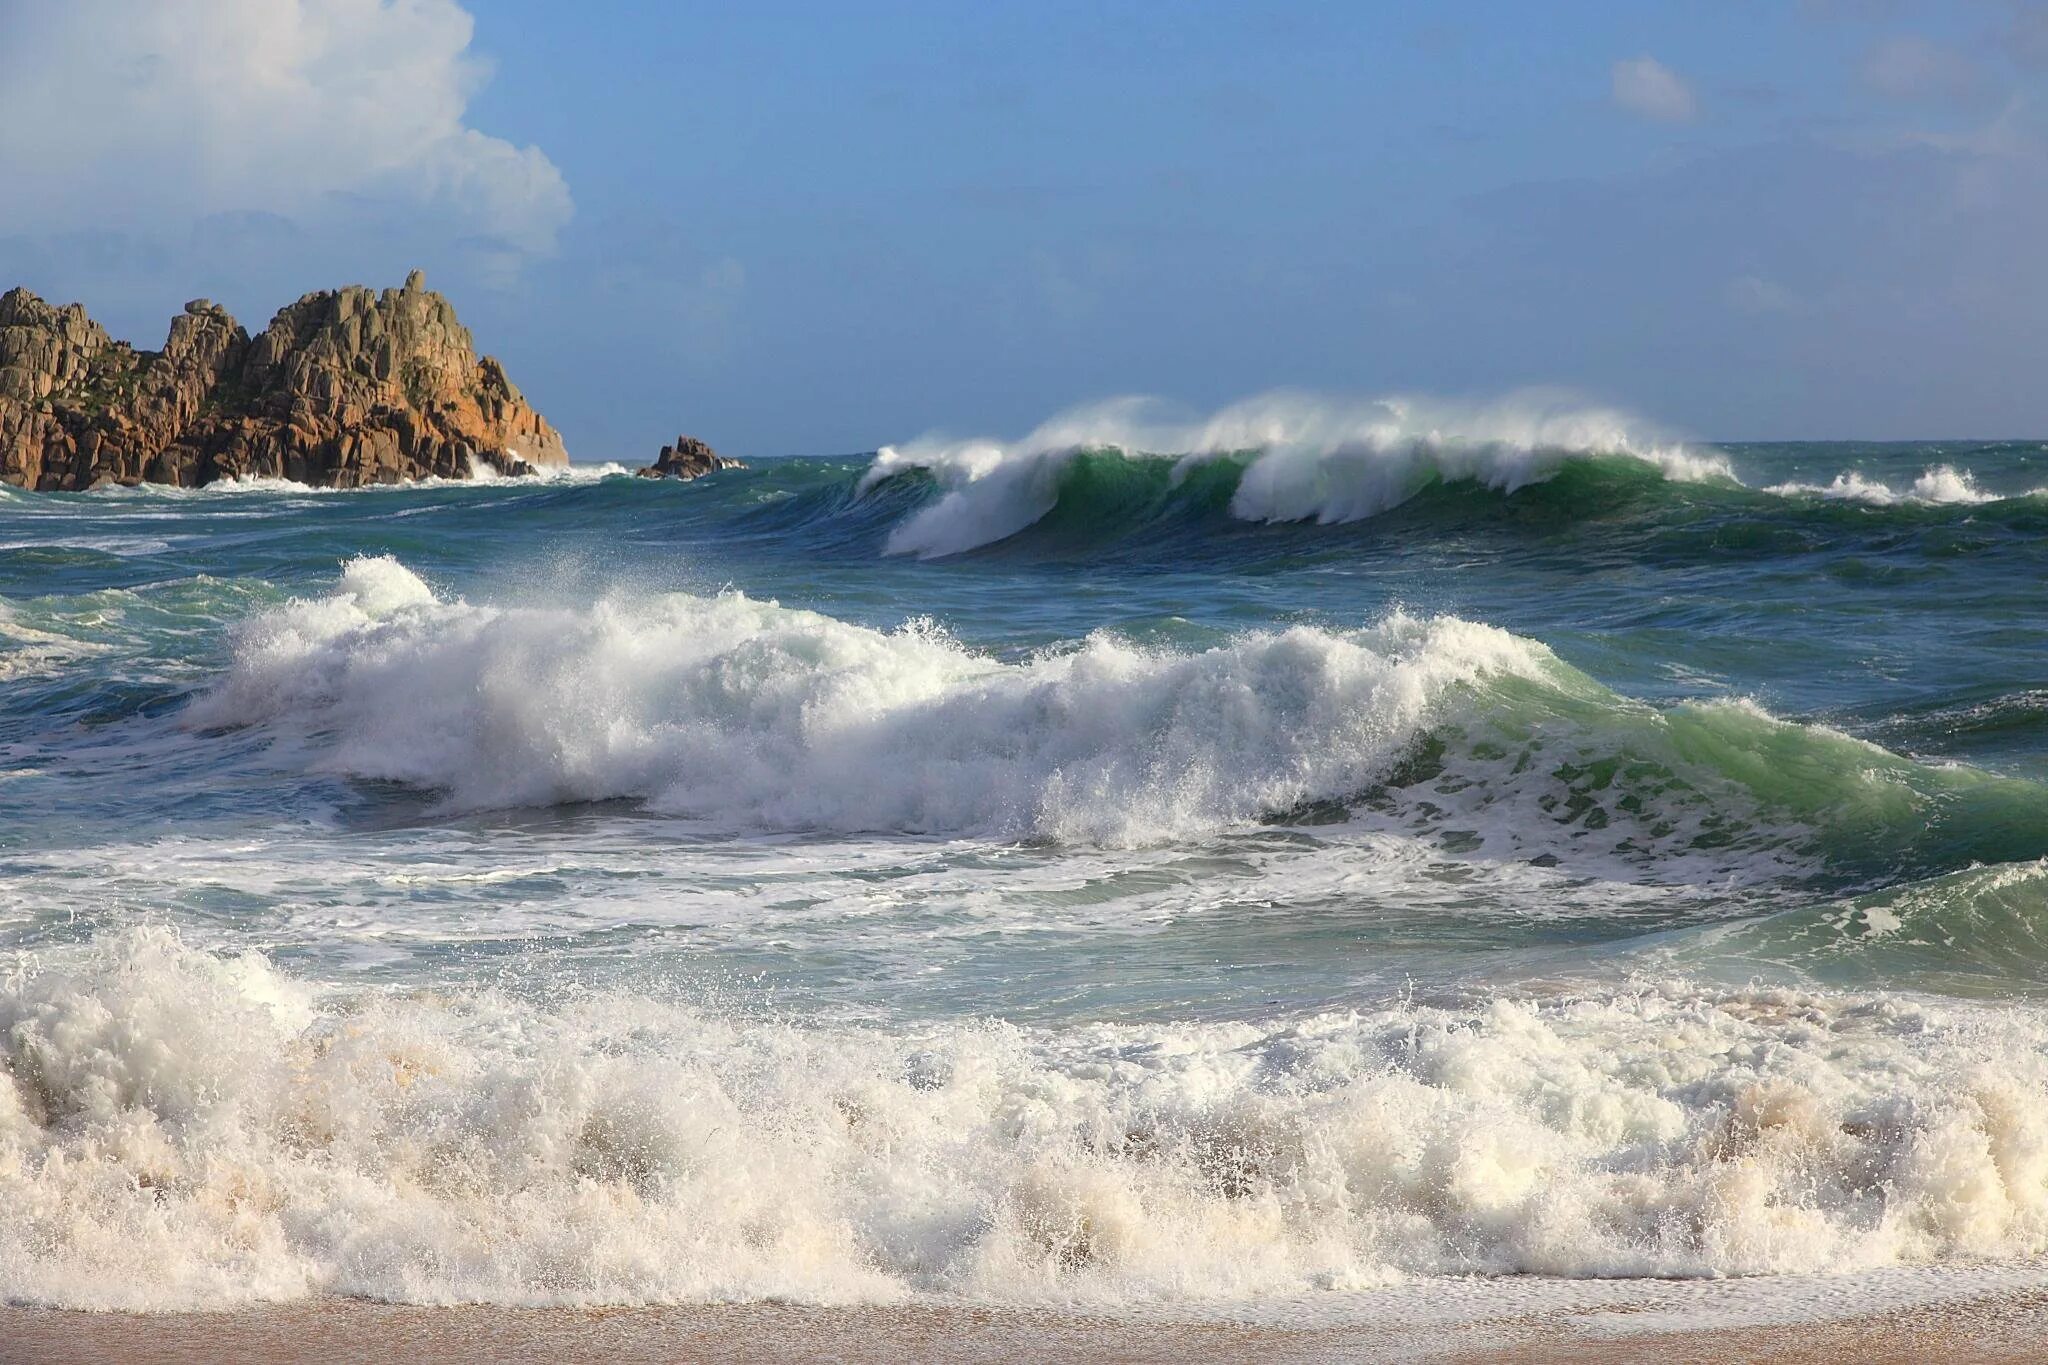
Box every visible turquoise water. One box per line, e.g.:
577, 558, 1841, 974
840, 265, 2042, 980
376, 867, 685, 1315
8, 422, 2048, 1309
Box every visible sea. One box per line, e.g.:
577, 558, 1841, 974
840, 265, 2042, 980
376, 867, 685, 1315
7, 393, 2048, 1317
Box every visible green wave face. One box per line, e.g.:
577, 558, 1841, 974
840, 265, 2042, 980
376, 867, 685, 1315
1371, 652, 2048, 889
995, 447, 1251, 547
849, 441, 2048, 563
1653, 862, 2048, 997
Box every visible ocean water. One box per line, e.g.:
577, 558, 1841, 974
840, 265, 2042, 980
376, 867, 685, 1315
8, 396, 2048, 1312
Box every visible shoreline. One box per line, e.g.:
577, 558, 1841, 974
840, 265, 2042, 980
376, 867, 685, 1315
9, 1273, 2048, 1364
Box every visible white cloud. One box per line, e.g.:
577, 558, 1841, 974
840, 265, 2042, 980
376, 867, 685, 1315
1862, 34, 1988, 103
0, 0, 571, 254
1611, 55, 1699, 123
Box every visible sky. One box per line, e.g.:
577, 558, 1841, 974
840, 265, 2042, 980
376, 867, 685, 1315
2, 0, 2046, 455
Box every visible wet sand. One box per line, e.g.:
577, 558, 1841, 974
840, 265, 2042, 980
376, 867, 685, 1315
6, 1285, 2048, 1365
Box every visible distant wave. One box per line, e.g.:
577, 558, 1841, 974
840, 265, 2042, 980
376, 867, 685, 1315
853, 394, 2048, 556
860, 391, 1726, 557
185, 556, 2048, 882
1760, 464, 2012, 506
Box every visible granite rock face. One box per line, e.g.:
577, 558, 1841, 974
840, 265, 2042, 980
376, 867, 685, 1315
635, 434, 743, 480
0, 271, 566, 490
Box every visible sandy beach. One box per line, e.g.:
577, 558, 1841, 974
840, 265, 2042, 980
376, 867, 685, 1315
8, 1277, 2048, 1364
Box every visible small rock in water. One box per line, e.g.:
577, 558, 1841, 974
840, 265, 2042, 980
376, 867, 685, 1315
636, 433, 744, 480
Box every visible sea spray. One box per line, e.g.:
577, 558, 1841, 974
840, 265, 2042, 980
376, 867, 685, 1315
189, 556, 1545, 843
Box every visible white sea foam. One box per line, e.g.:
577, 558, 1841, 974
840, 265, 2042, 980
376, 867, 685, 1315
86, 461, 631, 497
187, 556, 1552, 844
1761, 464, 2005, 506
464, 455, 633, 485
862, 392, 1727, 557
0, 598, 116, 681
0, 534, 175, 554
8, 927, 2048, 1310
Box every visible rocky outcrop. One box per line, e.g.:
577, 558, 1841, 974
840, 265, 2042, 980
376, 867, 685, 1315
635, 434, 742, 480
0, 271, 566, 490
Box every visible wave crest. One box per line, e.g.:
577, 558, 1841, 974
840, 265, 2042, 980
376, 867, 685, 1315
863, 392, 1726, 557
189, 557, 1546, 844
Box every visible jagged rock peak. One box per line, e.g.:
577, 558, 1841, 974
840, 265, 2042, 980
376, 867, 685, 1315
0, 275, 567, 490
0, 289, 113, 404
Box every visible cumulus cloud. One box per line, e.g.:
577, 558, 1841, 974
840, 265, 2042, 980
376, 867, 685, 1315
0, 0, 571, 255
1611, 55, 1699, 123
1862, 34, 1988, 103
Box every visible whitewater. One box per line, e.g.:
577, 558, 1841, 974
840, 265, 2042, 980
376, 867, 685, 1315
8, 398, 2048, 1318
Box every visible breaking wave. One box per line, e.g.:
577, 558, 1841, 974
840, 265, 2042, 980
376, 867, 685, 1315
848, 395, 2048, 557
184, 557, 2048, 882
860, 392, 1725, 557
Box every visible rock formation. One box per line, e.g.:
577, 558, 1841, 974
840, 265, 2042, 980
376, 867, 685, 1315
636, 434, 743, 480
0, 271, 566, 490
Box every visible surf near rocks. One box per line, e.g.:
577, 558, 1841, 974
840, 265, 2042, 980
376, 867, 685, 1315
0, 271, 565, 491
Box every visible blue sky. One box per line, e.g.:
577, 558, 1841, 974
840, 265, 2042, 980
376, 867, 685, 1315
3, 1, 2046, 454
